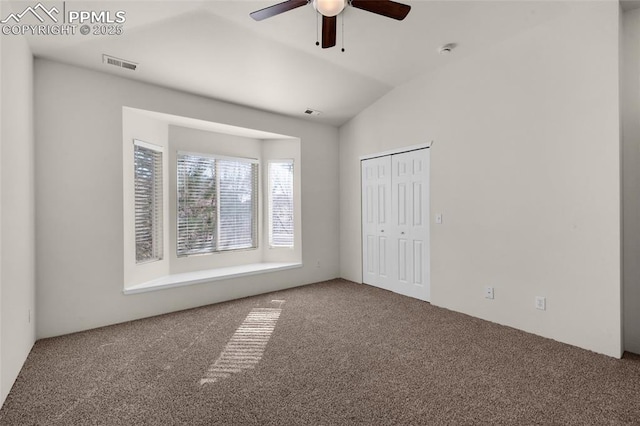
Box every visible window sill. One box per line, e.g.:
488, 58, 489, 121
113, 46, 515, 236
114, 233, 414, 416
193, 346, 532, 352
123, 262, 303, 295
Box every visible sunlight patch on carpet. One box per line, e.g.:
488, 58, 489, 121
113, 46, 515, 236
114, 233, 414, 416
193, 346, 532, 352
200, 300, 284, 385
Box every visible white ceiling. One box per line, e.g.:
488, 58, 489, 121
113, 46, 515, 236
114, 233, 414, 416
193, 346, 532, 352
13, 0, 579, 126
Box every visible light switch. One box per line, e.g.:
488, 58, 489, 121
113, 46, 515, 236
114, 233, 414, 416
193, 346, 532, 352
435, 213, 443, 224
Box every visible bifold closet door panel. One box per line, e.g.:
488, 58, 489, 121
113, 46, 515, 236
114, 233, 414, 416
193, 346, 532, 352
361, 156, 394, 290
391, 149, 430, 301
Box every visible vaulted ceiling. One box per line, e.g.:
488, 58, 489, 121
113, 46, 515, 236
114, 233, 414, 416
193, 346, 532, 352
15, 0, 578, 126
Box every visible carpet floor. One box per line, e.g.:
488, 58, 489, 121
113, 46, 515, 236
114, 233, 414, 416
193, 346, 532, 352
1, 279, 639, 425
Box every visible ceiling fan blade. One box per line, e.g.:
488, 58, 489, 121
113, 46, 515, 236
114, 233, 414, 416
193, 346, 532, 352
322, 15, 337, 48
250, 0, 309, 21
350, 0, 411, 20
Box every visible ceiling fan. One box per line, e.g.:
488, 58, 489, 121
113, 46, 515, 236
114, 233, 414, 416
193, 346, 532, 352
250, 0, 411, 49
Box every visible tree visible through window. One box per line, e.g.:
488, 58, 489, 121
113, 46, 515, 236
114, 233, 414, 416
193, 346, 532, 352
269, 161, 294, 248
177, 154, 217, 256
177, 153, 258, 256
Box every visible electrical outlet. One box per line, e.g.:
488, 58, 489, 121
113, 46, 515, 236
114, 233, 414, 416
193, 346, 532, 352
535, 296, 546, 311
484, 286, 494, 300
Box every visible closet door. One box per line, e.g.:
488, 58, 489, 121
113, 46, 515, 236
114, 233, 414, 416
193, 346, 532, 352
391, 149, 430, 301
361, 156, 393, 290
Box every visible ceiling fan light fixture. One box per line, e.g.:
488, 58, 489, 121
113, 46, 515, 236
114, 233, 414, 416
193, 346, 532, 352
313, 0, 346, 17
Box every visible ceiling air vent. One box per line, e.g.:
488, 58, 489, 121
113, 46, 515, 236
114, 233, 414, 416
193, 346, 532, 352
102, 54, 138, 71
304, 108, 322, 116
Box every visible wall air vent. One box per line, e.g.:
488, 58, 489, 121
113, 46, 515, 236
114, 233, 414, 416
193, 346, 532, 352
304, 108, 322, 116
102, 54, 138, 71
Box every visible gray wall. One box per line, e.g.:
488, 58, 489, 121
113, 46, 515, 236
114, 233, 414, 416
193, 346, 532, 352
35, 59, 340, 339
339, 2, 622, 357
0, 25, 36, 404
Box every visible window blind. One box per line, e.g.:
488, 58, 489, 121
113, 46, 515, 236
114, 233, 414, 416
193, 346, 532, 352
218, 160, 258, 250
269, 161, 294, 248
134, 142, 163, 263
177, 154, 217, 256
177, 153, 258, 256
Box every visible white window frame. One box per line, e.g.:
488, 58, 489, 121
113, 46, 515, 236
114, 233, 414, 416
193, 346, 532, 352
176, 151, 259, 257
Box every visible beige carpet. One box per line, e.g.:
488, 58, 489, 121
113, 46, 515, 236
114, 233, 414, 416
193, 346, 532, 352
1, 279, 639, 425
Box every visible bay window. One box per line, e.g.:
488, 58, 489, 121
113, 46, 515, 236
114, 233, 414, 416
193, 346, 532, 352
124, 108, 302, 293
